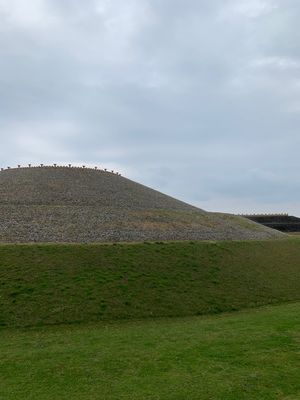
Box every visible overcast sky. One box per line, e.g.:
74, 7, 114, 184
0, 0, 299, 215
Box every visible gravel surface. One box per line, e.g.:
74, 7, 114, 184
0, 166, 284, 243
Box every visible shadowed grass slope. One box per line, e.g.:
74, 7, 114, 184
0, 239, 300, 328
0, 302, 300, 399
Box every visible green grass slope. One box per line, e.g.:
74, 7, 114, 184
0, 239, 300, 328
1, 302, 300, 399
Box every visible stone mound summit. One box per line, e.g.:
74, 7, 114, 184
0, 166, 283, 243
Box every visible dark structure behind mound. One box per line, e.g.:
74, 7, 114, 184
0, 166, 283, 242
243, 214, 300, 233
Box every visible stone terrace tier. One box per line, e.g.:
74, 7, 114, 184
0, 166, 200, 209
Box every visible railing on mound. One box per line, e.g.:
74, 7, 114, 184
0, 164, 122, 176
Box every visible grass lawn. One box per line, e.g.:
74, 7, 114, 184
0, 302, 299, 399
1, 238, 300, 328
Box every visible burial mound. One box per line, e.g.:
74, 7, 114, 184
0, 166, 283, 242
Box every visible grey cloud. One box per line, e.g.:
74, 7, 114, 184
0, 0, 299, 215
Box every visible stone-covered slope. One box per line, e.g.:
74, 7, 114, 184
0, 166, 283, 242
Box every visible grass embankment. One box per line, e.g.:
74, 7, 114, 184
0, 239, 300, 328
1, 302, 300, 399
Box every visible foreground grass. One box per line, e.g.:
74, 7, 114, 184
1, 239, 300, 327
0, 302, 299, 399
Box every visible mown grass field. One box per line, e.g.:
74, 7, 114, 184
0, 302, 299, 399
1, 238, 300, 328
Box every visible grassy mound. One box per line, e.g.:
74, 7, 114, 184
1, 302, 300, 399
0, 239, 300, 328
0, 166, 283, 242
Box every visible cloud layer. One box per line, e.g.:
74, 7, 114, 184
0, 0, 300, 214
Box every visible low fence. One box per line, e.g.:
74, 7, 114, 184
239, 213, 289, 217
0, 164, 122, 176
